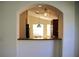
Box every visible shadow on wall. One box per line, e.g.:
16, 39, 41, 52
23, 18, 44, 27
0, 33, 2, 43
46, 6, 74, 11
75, 2, 79, 57
0, 37, 4, 57
53, 40, 62, 57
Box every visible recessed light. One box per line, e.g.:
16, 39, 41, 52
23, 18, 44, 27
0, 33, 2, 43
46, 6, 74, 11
44, 13, 47, 16
36, 11, 39, 14
38, 5, 42, 7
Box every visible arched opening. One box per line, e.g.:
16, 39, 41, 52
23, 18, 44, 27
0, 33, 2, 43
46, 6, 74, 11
17, 4, 63, 40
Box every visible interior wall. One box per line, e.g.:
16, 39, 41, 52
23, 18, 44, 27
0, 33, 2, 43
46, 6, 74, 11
58, 14, 63, 39
0, 2, 2, 57
75, 2, 79, 57
1, 2, 16, 57
17, 40, 54, 57
0, 2, 3, 57
62, 2, 75, 57
0, 1, 75, 57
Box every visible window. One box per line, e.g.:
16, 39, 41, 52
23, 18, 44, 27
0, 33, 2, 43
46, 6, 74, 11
33, 24, 43, 39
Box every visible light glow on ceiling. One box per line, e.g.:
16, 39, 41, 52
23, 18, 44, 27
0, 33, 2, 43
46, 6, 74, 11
44, 12, 48, 16
38, 5, 42, 7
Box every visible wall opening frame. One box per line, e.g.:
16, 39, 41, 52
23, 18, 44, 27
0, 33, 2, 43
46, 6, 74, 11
17, 4, 63, 40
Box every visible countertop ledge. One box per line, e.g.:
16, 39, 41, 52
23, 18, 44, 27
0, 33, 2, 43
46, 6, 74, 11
18, 38, 62, 40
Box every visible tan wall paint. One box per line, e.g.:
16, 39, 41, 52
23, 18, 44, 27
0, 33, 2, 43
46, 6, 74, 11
58, 14, 63, 39
19, 11, 28, 39
19, 11, 26, 39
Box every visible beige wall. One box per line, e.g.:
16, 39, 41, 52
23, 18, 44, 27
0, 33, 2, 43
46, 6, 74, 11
58, 14, 63, 39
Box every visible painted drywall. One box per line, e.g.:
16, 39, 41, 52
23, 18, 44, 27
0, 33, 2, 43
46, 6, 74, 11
0, 2, 2, 57
0, 1, 75, 57
17, 40, 54, 57
0, 2, 4, 57
17, 40, 62, 57
75, 2, 79, 57
62, 2, 75, 57
1, 2, 17, 57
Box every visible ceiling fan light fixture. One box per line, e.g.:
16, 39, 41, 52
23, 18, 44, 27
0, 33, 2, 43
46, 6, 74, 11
37, 24, 41, 27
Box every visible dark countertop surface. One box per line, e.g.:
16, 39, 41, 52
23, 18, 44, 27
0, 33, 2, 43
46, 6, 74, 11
18, 38, 62, 40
